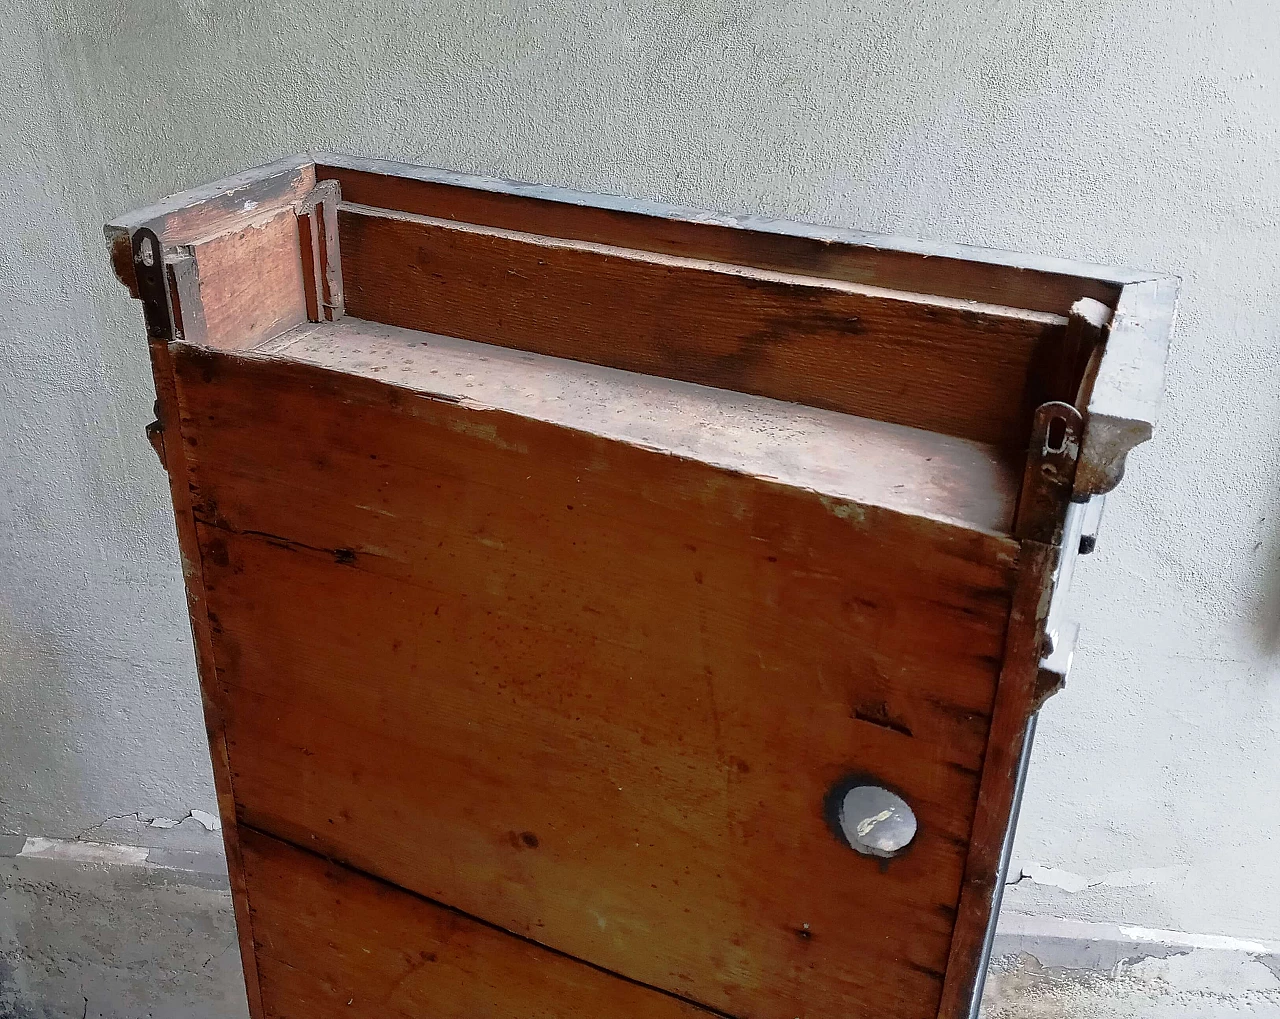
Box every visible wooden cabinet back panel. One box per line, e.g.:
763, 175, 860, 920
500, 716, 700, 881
177, 345, 1018, 1019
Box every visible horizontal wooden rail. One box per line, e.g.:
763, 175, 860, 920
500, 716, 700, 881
315, 152, 1141, 316
338, 203, 1069, 448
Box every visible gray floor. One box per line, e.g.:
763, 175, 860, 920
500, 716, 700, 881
0, 853, 247, 1019
3, 848, 1279, 1019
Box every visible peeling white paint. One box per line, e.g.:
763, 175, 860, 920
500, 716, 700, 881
1119, 925, 1280, 956
189, 809, 221, 832
1010, 862, 1189, 893
19, 837, 150, 866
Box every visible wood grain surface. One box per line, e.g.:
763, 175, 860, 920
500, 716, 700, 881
255, 318, 1022, 534
338, 204, 1067, 448
143, 336, 266, 1018
936, 541, 1059, 1019
315, 154, 1130, 315
173, 341, 1021, 1019
106, 155, 315, 295
242, 827, 719, 1019
185, 208, 309, 350
108, 153, 1174, 1019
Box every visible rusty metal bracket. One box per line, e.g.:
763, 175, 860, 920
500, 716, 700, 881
1014, 401, 1083, 546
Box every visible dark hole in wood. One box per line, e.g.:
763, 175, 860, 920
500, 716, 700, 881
1045, 414, 1068, 454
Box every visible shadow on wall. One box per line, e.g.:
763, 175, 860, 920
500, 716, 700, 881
1253, 509, 1280, 657
0, 610, 84, 839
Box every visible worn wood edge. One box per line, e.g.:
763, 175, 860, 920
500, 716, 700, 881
296, 180, 345, 324
1074, 277, 1180, 497
255, 316, 1024, 535
340, 202, 1070, 328
313, 152, 1153, 284
199, 337, 1026, 548
1048, 297, 1111, 407
148, 337, 266, 1019
167, 256, 208, 346
104, 155, 316, 295
935, 539, 1059, 1019
313, 152, 1153, 294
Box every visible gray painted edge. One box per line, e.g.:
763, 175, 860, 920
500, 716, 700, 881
312, 150, 1161, 284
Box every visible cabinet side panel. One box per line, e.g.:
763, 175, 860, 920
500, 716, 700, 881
177, 348, 1020, 1019
147, 339, 265, 1018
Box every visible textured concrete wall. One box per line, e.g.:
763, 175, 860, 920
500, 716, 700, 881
1, 0, 1277, 938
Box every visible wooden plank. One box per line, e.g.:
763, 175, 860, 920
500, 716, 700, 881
935, 540, 1059, 1019
338, 204, 1069, 448
297, 206, 323, 323
314, 152, 1138, 315
1074, 276, 1179, 496
145, 336, 266, 1018
241, 827, 719, 1019
171, 344, 1021, 1019
296, 179, 345, 325
184, 208, 309, 350
255, 318, 1023, 534
105, 155, 315, 295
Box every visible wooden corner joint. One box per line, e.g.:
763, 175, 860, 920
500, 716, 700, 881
295, 179, 345, 323
104, 154, 317, 293
1073, 277, 1179, 498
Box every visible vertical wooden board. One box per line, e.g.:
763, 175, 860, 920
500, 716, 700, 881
241, 828, 717, 1019
187, 208, 309, 350
172, 347, 1021, 1019
936, 541, 1058, 1019
144, 338, 265, 1018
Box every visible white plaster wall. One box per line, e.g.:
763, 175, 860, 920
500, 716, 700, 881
1, 0, 1277, 934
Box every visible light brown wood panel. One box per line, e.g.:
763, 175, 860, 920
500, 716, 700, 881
315, 154, 1132, 315
105, 153, 1175, 1019
337, 204, 1068, 448
184, 208, 309, 350
172, 345, 1020, 1019
253, 318, 1022, 535
241, 827, 718, 1019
